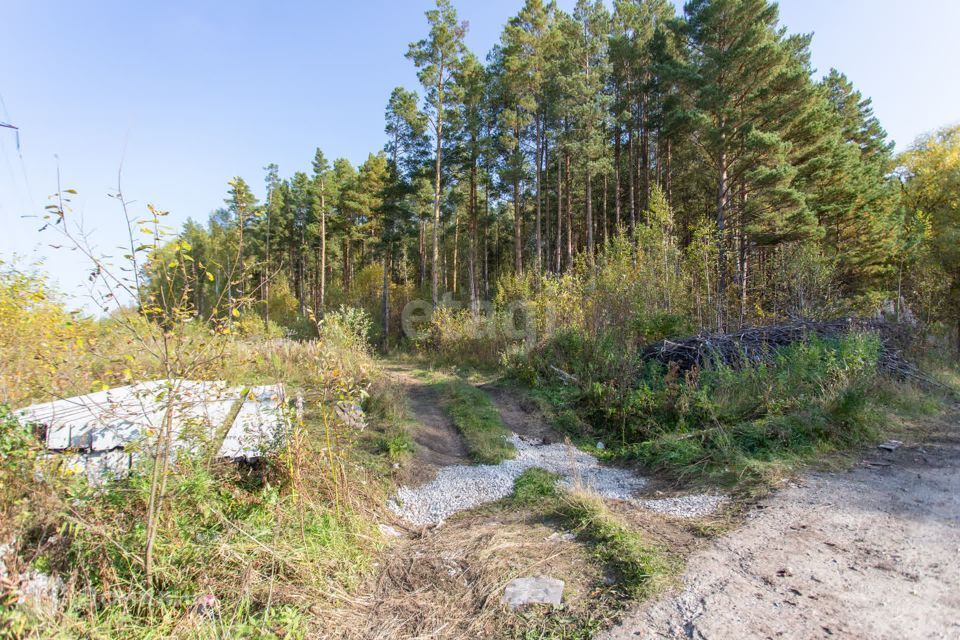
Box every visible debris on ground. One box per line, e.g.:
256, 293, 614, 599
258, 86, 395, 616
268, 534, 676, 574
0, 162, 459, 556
642, 318, 933, 385
17, 380, 287, 483
878, 439, 903, 452
378, 524, 404, 538
188, 594, 220, 618
16, 569, 63, 616
545, 531, 576, 543
502, 576, 565, 609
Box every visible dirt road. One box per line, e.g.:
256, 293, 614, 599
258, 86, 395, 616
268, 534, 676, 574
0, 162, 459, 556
601, 408, 960, 640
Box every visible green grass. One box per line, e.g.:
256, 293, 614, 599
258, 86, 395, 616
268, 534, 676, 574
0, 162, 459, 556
364, 378, 417, 461
507, 470, 672, 602
510, 467, 560, 505
556, 492, 672, 599
442, 380, 516, 464
523, 332, 921, 486
375, 428, 416, 459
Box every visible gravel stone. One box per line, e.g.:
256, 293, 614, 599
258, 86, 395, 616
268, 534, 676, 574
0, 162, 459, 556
389, 434, 724, 524
640, 494, 727, 518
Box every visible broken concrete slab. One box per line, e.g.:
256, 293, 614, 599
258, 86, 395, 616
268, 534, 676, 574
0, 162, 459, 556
878, 440, 903, 452
19, 380, 240, 452
20, 380, 168, 450
18, 380, 288, 483
218, 385, 286, 459
16, 569, 64, 616
545, 531, 576, 543
502, 576, 565, 609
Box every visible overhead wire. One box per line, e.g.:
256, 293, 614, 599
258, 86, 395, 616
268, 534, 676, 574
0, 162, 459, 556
0, 90, 37, 211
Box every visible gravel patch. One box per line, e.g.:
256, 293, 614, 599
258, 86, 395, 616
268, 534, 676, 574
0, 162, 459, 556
389, 434, 724, 525
639, 494, 727, 518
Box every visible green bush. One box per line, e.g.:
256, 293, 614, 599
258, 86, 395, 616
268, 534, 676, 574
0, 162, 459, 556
376, 429, 415, 460
530, 331, 886, 482
319, 305, 372, 353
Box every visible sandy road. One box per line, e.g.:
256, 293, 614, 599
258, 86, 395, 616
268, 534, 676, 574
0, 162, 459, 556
602, 408, 960, 640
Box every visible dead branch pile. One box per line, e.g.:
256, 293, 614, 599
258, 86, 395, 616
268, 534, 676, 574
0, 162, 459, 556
642, 318, 937, 386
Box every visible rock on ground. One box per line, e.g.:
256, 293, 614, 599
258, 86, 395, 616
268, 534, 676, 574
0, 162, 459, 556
502, 576, 565, 609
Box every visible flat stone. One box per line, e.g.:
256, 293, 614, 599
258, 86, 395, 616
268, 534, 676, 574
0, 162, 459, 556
502, 575, 565, 609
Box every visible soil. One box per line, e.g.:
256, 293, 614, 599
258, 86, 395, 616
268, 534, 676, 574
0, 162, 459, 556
385, 365, 469, 486
601, 405, 960, 640
478, 382, 563, 443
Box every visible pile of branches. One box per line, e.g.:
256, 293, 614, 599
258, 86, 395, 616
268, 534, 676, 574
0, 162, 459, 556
642, 318, 937, 386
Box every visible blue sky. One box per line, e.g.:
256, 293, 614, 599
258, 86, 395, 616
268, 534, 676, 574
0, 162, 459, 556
2, 0, 958, 309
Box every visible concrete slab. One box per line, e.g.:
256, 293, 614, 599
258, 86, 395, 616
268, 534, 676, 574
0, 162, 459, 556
218, 384, 286, 459
19, 380, 288, 481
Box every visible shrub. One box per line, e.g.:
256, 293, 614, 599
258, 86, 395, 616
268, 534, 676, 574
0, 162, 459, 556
235, 311, 286, 339
530, 331, 886, 483
0, 263, 96, 407
376, 429, 415, 460
319, 305, 372, 354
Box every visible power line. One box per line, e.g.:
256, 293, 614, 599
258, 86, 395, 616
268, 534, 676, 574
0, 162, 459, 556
0, 90, 36, 209
0, 121, 19, 152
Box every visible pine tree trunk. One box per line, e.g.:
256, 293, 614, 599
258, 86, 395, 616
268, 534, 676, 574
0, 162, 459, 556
556, 148, 563, 273
513, 175, 523, 280
716, 151, 728, 330
566, 154, 573, 269
430, 53, 448, 305
469, 159, 478, 314
543, 140, 551, 271
585, 164, 594, 266
452, 210, 459, 294
602, 173, 608, 246
640, 96, 650, 214
343, 238, 351, 293
432, 132, 442, 306
264, 209, 271, 325
665, 139, 672, 204
614, 126, 622, 231
484, 180, 490, 298
418, 219, 426, 290
381, 248, 390, 347
320, 192, 326, 314
739, 183, 749, 326
535, 115, 543, 275
628, 128, 636, 235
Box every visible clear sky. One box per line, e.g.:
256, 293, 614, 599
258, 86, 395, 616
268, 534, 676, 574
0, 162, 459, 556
2, 0, 958, 309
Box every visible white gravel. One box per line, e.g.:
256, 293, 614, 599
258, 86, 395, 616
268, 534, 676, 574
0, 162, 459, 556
639, 494, 727, 518
388, 434, 725, 525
